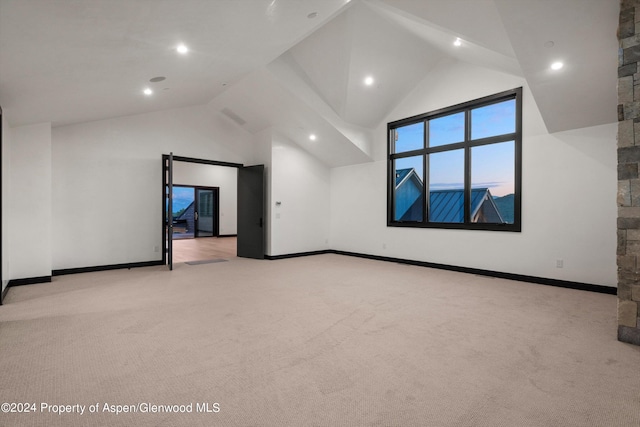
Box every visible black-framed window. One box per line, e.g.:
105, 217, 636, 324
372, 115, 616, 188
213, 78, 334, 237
387, 87, 522, 231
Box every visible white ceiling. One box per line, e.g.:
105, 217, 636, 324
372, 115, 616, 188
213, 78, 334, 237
0, 0, 619, 167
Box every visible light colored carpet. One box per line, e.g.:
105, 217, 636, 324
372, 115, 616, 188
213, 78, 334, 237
0, 254, 638, 426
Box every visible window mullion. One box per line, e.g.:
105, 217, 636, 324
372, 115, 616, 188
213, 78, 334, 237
464, 109, 471, 224
424, 141, 466, 154
424, 120, 429, 223
390, 148, 426, 160
468, 133, 517, 147
388, 157, 395, 222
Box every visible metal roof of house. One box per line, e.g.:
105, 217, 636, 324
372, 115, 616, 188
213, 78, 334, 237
401, 187, 505, 223
396, 167, 506, 223
429, 189, 476, 223
429, 188, 501, 223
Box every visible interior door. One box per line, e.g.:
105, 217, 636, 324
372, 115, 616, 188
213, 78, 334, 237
195, 188, 215, 237
237, 165, 265, 259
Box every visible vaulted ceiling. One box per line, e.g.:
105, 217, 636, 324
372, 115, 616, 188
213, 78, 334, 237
0, 0, 619, 167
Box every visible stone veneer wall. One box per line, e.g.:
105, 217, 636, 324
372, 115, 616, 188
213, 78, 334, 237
618, 0, 640, 346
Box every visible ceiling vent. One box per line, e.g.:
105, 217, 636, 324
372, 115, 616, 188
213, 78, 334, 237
221, 108, 246, 126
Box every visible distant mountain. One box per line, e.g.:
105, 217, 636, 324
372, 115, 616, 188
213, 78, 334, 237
493, 194, 514, 223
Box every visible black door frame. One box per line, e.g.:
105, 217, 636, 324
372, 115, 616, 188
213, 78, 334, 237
161, 155, 244, 266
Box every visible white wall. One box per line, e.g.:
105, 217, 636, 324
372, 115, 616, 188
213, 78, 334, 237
2, 113, 11, 291
52, 105, 253, 270
252, 129, 274, 255
4, 59, 616, 286
172, 161, 238, 235
9, 122, 52, 279
330, 60, 617, 287
270, 131, 331, 256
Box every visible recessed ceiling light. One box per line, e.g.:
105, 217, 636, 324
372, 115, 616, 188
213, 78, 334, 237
453, 37, 462, 47
550, 61, 564, 70
176, 44, 189, 54
143, 88, 153, 96
309, 134, 317, 141
149, 76, 166, 82
364, 76, 374, 86
544, 41, 555, 48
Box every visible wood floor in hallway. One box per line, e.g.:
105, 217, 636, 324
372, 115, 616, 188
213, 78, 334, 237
172, 236, 236, 263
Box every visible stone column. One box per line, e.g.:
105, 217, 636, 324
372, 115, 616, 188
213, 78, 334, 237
618, 0, 640, 346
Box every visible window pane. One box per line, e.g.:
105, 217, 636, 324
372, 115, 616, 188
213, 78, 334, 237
471, 141, 515, 224
394, 156, 424, 221
394, 122, 424, 153
428, 149, 464, 223
471, 99, 515, 140
429, 112, 464, 147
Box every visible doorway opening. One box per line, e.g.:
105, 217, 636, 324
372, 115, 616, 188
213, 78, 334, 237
171, 185, 220, 240
163, 154, 265, 270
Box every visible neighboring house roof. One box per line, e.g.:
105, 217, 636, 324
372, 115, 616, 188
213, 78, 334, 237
492, 194, 514, 224
395, 168, 423, 187
395, 168, 425, 221
177, 201, 194, 220
429, 188, 505, 223
401, 193, 424, 221
395, 167, 505, 223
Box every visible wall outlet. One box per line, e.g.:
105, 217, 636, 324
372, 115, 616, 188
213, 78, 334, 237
556, 259, 563, 268
153, 246, 160, 253
383, 243, 387, 250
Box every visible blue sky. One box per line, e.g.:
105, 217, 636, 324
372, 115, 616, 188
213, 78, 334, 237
395, 99, 515, 197
172, 186, 194, 213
